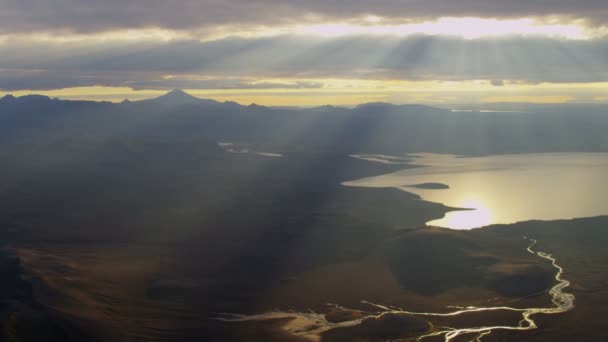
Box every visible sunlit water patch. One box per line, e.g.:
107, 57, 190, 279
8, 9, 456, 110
344, 153, 608, 229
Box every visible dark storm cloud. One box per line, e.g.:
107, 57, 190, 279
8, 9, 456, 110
1, 0, 608, 33
2, 34, 608, 91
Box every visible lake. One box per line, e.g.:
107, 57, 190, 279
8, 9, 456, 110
345, 153, 608, 230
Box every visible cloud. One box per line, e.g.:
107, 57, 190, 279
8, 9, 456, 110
126, 79, 324, 91
1, 0, 608, 34
0, 67, 324, 92
0, 69, 156, 91
1, 34, 608, 91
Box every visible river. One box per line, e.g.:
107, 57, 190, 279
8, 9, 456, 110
214, 238, 574, 342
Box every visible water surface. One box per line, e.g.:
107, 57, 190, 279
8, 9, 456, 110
345, 153, 608, 229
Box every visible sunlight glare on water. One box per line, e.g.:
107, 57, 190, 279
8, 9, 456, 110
345, 153, 608, 230
428, 197, 493, 229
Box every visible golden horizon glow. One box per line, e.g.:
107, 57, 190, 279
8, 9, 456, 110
2, 79, 607, 106
480, 95, 575, 104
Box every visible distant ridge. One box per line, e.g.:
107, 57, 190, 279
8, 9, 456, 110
0, 94, 53, 106
138, 89, 219, 106
1, 94, 16, 101
1, 91, 608, 155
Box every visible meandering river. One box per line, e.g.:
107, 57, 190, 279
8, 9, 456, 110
214, 239, 574, 341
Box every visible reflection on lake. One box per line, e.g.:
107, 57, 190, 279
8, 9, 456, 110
345, 153, 608, 230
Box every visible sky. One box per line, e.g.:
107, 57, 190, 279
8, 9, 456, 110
1, 0, 608, 106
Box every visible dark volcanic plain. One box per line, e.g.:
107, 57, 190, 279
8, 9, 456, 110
0, 92, 607, 341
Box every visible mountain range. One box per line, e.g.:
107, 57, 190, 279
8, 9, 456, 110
2, 89, 608, 155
